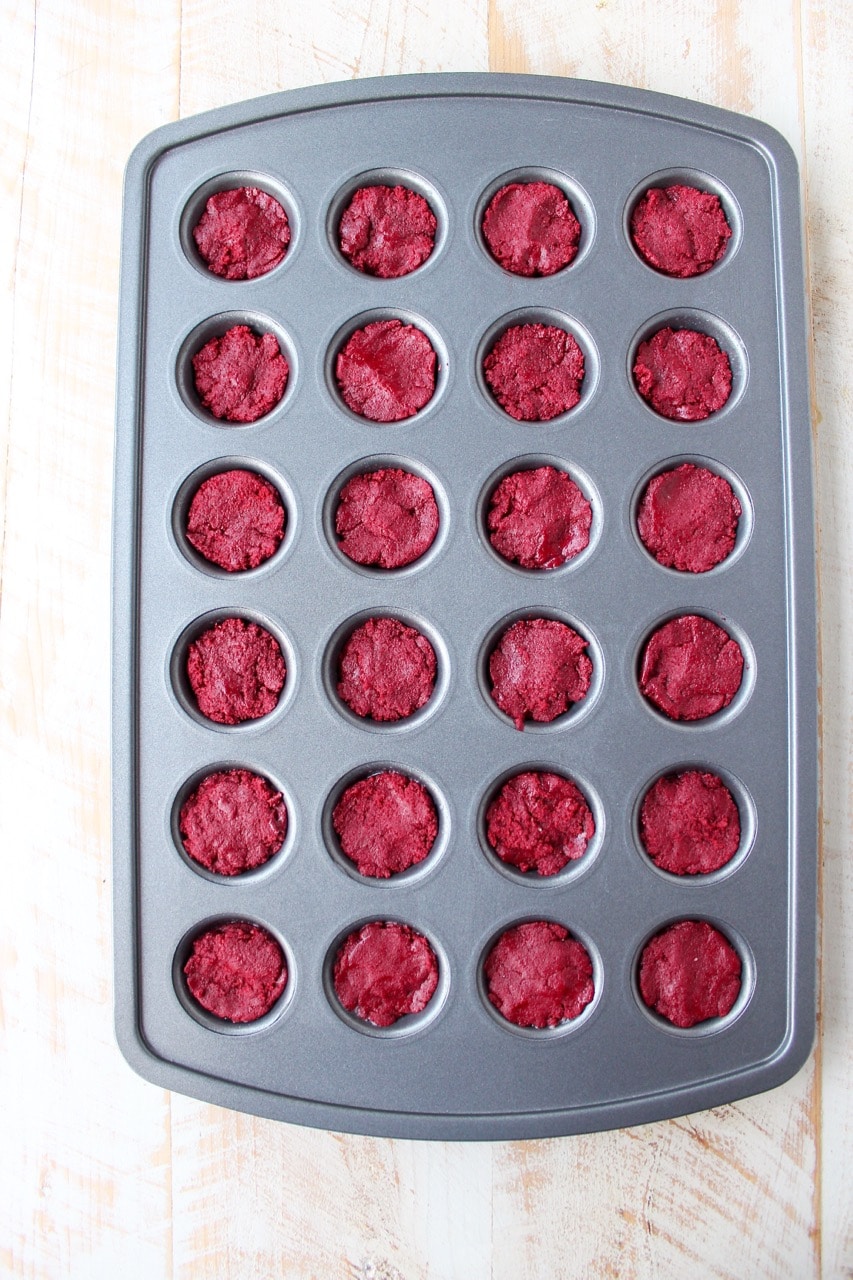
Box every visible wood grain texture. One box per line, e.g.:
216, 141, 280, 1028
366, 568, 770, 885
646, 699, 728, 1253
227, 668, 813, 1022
1, 0, 850, 1276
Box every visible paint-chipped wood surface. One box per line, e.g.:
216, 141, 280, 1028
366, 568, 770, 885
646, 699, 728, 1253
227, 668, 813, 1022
1, 1, 850, 1276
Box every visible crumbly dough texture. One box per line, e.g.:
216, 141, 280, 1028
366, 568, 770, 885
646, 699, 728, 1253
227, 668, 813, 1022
484, 921, 594, 1028
192, 186, 291, 280
488, 465, 592, 569
337, 616, 436, 722
187, 616, 286, 725
335, 468, 439, 569
333, 770, 438, 878
335, 319, 436, 422
637, 462, 741, 572
486, 771, 595, 876
333, 921, 439, 1027
630, 184, 731, 278
633, 327, 732, 421
191, 324, 289, 423
639, 919, 741, 1028
482, 181, 580, 276
184, 921, 287, 1023
640, 770, 741, 876
639, 613, 744, 722
186, 469, 285, 571
179, 769, 288, 876
338, 184, 436, 278
484, 323, 585, 421
489, 617, 592, 730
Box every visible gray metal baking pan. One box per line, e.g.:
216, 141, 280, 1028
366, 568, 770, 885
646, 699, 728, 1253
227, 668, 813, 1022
113, 72, 816, 1139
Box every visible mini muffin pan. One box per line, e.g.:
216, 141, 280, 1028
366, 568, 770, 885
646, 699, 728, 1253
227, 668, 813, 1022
113, 74, 816, 1138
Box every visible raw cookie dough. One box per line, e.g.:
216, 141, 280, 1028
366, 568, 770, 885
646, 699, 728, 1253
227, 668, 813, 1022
192, 324, 289, 423
484, 323, 585, 421
179, 768, 288, 876
184, 920, 287, 1023
483, 920, 594, 1028
639, 614, 744, 722
630, 184, 731, 278
485, 771, 594, 876
338, 184, 436, 278
640, 770, 740, 876
333, 920, 439, 1027
335, 468, 439, 569
186, 616, 286, 725
337, 616, 436, 722
482, 181, 580, 276
186, 469, 285, 571
332, 770, 438, 878
489, 617, 592, 730
639, 919, 742, 1028
192, 186, 291, 280
335, 319, 436, 422
633, 327, 732, 421
487, 465, 592, 569
637, 462, 741, 573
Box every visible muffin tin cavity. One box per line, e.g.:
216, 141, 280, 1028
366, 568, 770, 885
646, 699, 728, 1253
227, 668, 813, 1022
628, 308, 748, 423
324, 308, 448, 424
630, 454, 751, 576
632, 917, 754, 1037
477, 455, 600, 574
180, 171, 299, 280
476, 308, 599, 423
475, 167, 595, 275
173, 916, 296, 1034
176, 311, 297, 426
171, 763, 295, 882
634, 609, 755, 728
326, 168, 447, 277
477, 918, 602, 1038
624, 168, 742, 276
172, 457, 295, 577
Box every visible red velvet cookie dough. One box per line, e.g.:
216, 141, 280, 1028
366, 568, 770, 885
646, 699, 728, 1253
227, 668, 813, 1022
179, 769, 288, 876
637, 463, 741, 572
639, 920, 741, 1028
192, 186, 291, 280
338, 184, 437, 278
640, 770, 740, 876
631, 184, 731, 278
333, 921, 439, 1027
639, 614, 744, 722
484, 324, 585, 421
335, 468, 439, 569
335, 319, 436, 422
192, 325, 289, 423
633, 327, 732, 421
186, 616, 286, 725
184, 921, 287, 1023
484, 921, 594, 1028
489, 618, 592, 730
482, 181, 581, 277
488, 466, 592, 569
337, 616, 436, 722
332, 771, 438, 878
485, 771, 595, 876
186, 469, 285, 571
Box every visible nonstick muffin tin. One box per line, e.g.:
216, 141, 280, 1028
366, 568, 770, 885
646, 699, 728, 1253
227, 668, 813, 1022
113, 73, 816, 1138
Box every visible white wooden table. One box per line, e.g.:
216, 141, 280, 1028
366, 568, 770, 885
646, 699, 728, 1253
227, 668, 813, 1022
1, 2, 850, 1276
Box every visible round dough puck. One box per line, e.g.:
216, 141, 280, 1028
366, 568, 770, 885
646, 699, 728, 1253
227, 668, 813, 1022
639, 919, 742, 1028
639, 770, 741, 876
639, 614, 744, 722
630, 184, 731, 278
185, 469, 286, 571
338, 184, 436, 278
485, 771, 595, 876
191, 324, 289, 423
482, 181, 581, 276
489, 617, 592, 730
637, 462, 741, 572
337, 616, 436, 722
483, 920, 594, 1028
487, 465, 592, 569
184, 920, 287, 1023
332, 920, 439, 1027
335, 319, 436, 422
192, 186, 291, 280
633, 327, 732, 421
179, 769, 288, 876
335, 468, 439, 569
483, 323, 585, 421
332, 770, 438, 878
186, 616, 286, 725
